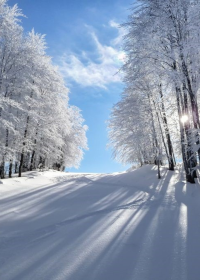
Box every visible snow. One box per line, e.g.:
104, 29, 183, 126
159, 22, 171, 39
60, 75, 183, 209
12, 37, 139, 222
1, 166, 200, 280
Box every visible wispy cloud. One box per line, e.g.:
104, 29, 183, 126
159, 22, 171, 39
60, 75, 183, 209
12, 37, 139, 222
109, 20, 127, 46
58, 21, 126, 89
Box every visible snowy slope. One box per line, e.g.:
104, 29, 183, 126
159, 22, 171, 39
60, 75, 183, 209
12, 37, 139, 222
0, 166, 200, 280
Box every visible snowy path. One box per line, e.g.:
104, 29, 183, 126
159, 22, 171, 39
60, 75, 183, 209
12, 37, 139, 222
1, 166, 200, 280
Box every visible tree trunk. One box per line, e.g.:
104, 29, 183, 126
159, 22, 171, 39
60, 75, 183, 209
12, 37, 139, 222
0, 160, 4, 179
159, 84, 175, 171
180, 54, 200, 163
182, 83, 197, 178
30, 150, 35, 171
176, 86, 195, 183
15, 161, 18, 174
157, 148, 161, 179
18, 153, 24, 178
9, 160, 12, 178
19, 114, 30, 177
151, 94, 170, 167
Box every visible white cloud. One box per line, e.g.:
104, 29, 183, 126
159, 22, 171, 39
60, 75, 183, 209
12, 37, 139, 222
58, 22, 126, 89
109, 20, 127, 46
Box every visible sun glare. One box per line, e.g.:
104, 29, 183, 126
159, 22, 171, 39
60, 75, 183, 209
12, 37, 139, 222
181, 115, 188, 123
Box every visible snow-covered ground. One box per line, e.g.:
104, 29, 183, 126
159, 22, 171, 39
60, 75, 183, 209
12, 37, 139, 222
1, 165, 200, 280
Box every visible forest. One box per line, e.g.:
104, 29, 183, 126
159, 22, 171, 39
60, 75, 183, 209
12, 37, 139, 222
108, 0, 200, 183
0, 0, 88, 178
1, 0, 200, 184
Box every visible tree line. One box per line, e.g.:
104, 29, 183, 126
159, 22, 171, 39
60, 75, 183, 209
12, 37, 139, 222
0, 0, 88, 178
109, 0, 200, 183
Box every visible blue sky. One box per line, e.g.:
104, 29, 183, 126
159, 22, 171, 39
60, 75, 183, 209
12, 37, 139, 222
8, 0, 133, 173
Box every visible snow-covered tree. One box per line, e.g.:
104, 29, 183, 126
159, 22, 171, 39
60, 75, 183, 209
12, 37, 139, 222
109, 0, 200, 183
0, 0, 88, 178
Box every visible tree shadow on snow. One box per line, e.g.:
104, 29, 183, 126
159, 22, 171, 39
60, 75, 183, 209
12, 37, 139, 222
1, 165, 200, 280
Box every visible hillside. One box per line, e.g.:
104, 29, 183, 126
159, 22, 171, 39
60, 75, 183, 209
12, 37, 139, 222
0, 166, 200, 280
